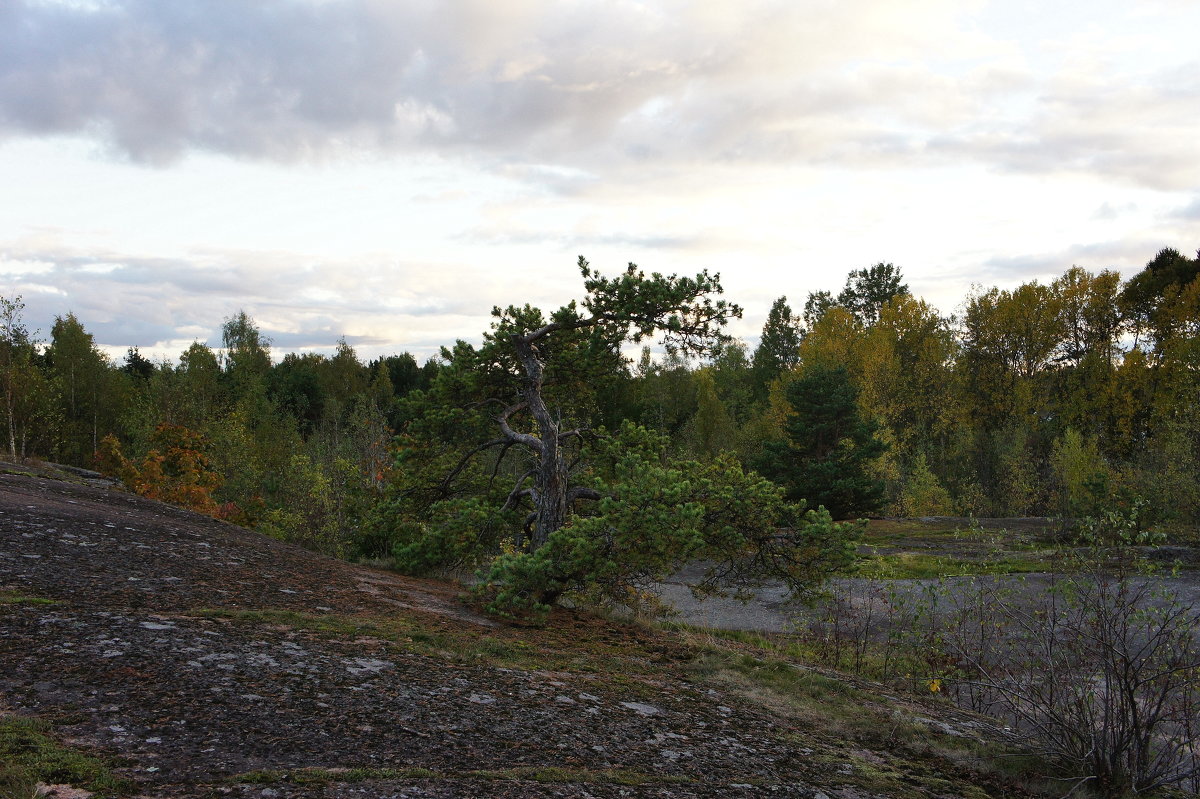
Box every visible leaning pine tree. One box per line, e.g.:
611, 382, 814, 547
380, 257, 861, 614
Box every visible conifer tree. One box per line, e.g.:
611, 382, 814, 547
756, 364, 888, 519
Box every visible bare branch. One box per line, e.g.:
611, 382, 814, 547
501, 470, 537, 512
568, 486, 602, 503
439, 438, 508, 495
496, 402, 542, 452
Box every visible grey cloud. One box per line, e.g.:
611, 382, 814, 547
0, 0, 431, 163
3, 1, 1197, 192
1170, 196, 1200, 220
928, 62, 1200, 191
0, 0, 1018, 170
2, 240, 504, 358
966, 240, 1166, 286
265, 328, 388, 352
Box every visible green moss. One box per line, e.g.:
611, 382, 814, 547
0, 591, 57, 606
233, 767, 438, 785
810, 750, 995, 799
0, 715, 135, 798
855, 552, 1052, 579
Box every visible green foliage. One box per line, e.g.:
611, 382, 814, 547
750, 296, 801, 396
1075, 496, 1164, 547
221, 309, 272, 387
0, 295, 58, 460
803, 262, 909, 328
681, 368, 737, 459
835, 262, 909, 326
475, 423, 861, 616
390, 497, 513, 575
13, 246, 1200, 574
1050, 428, 1113, 518
47, 312, 123, 465
258, 453, 358, 555
898, 453, 955, 516
756, 364, 888, 519
1120, 247, 1200, 351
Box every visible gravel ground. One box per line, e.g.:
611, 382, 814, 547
659, 556, 1200, 635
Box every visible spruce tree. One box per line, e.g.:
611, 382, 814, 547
757, 364, 887, 519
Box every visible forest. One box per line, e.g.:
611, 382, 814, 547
2, 246, 1198, 609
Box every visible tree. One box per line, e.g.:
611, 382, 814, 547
478, 423, 860, 614
0, 297, 56, 460
756, 364, 888, 519
388, 257, 860, 612
751, 296, 801, 397
836, 262, 909, 326
46, 313, 120, 464
804, 263, 909, 328
476, 257, 741, 550
684, 368, 737, 458
175, 341, 223, 426
802, 289, 835, 328
0, 296, 31, 459
121, 347, 156, 381
1120, 247, 1199, 352
708, 339, 754, 425
221, 310, 272, 388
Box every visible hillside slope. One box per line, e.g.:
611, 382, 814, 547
0, 467, 1034, 798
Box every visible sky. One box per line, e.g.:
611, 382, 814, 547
1, 0, 1199, 365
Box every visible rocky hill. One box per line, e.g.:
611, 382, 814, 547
1, 465, 1039, 798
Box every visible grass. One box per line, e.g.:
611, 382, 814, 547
0, 715, 135, 798
189, 606, 668, 677
0, 592, 57, 606
854, 551, 1054, 579
684, 645, 1054, 798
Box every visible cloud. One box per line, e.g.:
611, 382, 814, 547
2, 0, 1196, 192
960, 239, 1165, 288
0, 236, 525, 360
1170, 195, 1200, 220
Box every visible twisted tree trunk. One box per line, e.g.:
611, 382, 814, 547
507, 331, 570, 549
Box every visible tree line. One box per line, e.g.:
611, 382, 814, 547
2, 247, 1197, 606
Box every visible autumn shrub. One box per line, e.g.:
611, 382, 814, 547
96, 424, 224, 517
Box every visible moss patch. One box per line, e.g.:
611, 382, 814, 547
0, 591, 58, 606
0, 715, 135, 798
855, 552, 1054, 579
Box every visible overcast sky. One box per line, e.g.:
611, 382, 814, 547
2, 0, 1198, 364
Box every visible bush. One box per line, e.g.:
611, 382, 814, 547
789, 505, 1199, 796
